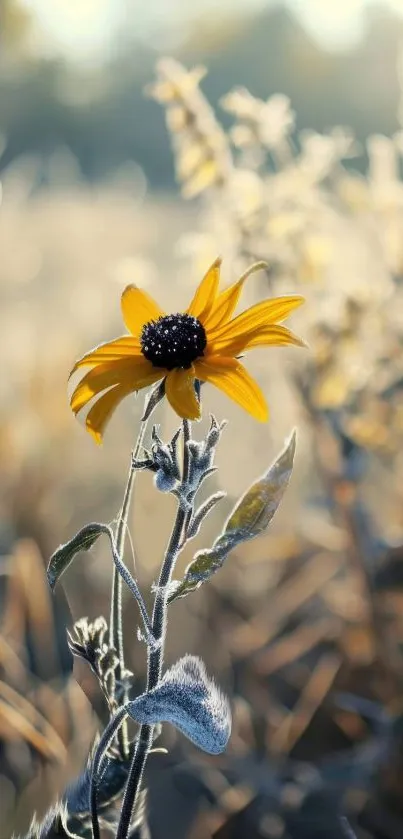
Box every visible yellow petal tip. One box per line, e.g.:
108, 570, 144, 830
189, 406, 202, 421
87, 425, 103, 445
238, 260, 268, 283
68, 360, 85, 379
180, 403, 202, 421
255, 404, 269, 422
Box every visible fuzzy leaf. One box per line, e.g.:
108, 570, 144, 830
187, 492, 226, 539
127, 655, 231, 755
47, 523, 108, 590
169, 431, 296, 602
225, 429, 296, 537
48, 524, 154, 644
167, 542, 230, 603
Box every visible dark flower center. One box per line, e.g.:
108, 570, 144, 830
140, 313, 207, 370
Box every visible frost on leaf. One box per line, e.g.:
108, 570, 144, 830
169, 430, 296, 603
47, 523, 107, 591
127, 655, 231, 755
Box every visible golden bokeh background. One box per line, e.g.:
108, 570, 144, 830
2, 3, 403, 838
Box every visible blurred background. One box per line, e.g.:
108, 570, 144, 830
2, 1, 403, 837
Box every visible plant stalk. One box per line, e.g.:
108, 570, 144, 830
109, 419, 148, 755
115, 420, 190, 839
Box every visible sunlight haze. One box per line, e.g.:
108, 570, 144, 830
20, 0, 403, 62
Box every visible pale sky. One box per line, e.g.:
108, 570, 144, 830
21, 0, 403, 63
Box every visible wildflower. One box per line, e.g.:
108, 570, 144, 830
69, 259, 305, 443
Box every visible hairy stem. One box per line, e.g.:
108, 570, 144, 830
109, 420, 148, 755
116, 420, 190, 839
182, 418, 191, 483
90, 706, 129, 839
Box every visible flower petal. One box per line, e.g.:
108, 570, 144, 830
209, 324, 307, 356
69, 336, 141, 377
85, 382, 136, 445
240, 325, 308, 351
70, 358, 160, 414
194, 356, 268, 421
208, 295, 304, 346
121, 285, 165, 337
165, 366, 201, 420
186, 258, 221, 321
203, 262, 267, 332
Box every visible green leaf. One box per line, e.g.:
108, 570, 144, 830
47, 523, 110, 590
48, 523, 155, 644
224, 428, 296, 538
168, 431, 296, 604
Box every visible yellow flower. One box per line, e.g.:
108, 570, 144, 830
69, 259, 305, 443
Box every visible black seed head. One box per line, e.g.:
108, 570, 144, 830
140, 313, 207, 370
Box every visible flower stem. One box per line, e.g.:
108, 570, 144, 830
90, 706, 129, 839
182, 418, 191, 483
109, 419, 148, 755
115, 420, 190, 839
